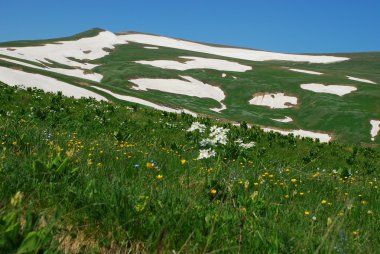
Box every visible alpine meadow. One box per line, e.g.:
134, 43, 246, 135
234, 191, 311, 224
0, 25, 379, 253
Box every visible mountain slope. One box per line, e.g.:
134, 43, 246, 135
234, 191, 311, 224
0, 29, 379, 146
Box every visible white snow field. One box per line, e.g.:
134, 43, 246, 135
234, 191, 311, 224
0, 31, 127, 82
129, 76, 226, 111
249, 93, 298, 109
300, 83, 357, 96
135, 56, 252, 72
119, 33, 349, 63
347, 76, 377, 84
262, 128, 332, 143
289, 68, 323, 75
91, 86, 197, 116
370, 120, 380, 141
143, 46, 159, 49
0, 57, 103, 82
0, 66, 107, 101
272, 116, 293, 123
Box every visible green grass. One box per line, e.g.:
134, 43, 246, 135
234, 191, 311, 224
1, 84, 379, 253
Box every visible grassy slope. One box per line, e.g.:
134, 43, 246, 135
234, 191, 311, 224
0, 30, 379, 147
94, 42, 380, 146
0, 84, 380, 253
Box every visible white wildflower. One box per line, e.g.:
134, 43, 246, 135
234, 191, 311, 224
209, 126, 229, 145
239, 142, 256, 149
200, 138, 217, 147
187, 122, 206, 133
197, 148, 216, 160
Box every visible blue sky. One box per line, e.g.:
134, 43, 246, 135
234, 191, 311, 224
1, 0, 379, 53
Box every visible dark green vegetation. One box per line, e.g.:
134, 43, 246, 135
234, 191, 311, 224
0, 29, 379, 147
1, 84, 379, 253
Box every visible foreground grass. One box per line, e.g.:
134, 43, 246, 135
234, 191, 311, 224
0, 84, 379, 253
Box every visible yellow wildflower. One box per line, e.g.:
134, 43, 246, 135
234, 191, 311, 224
146, 162, 154, 169
304, 211, 310, 215
210, 189, 217, 195
180, 159, 187, 165
156, 174, 163, 181
321, 200, 327, 205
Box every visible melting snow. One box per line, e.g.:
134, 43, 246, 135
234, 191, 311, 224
129, 75, 226, 111
370, 120, 380, 141
272, 116, 293, 123
347, 76, 377, 84
300, 83, 357, 96
262, 127, 332, 143
119, 33, 349, 64
249, 93, 298, 109
0, 31, 127, 82
289, 68, 323, 75
143, 46, 159, 49
0, 57, 103, 82
135, 56, 251, 72
0, 66, 107, 100
91, 86, 197, 116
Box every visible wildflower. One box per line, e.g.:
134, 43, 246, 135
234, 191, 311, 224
239, 142, 256, 149
197, 148, 216, 160
312, 216, 317, 221
180, 159, 187, 165
200, 138, 217, 147
210, 188, 217, 195
367, 210, 373, 215
240, 207, 247, 213
187, 122, 206, 133
134, 164, 139, 169
361, 200, 367, 205
321, 200, 327, 205
12, 141, 17, 146
291, 179, 297, 183
312, 172, 320, 178
146, 162, 155, 169
299, 192, 304, 196
352, 231, 359, 236
156, 174, 163, 181
244, 180, 250, 189
304, 211, 310, 215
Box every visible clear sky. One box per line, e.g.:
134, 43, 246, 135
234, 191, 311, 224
1, 0, 379, 53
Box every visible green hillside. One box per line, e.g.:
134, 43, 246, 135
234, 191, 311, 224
0, 84, 379, 253
0, 29, 379, 147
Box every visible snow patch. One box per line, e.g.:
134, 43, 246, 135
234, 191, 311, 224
289, 68, 323, 75
0, 66, 107, 101
222, 73, 227, 78
249, 93, 298, 109
143, 46, 159, 49
0, 57, 103, 82
262, 127, 331, 143
347, 76, 376, 84
370, 120, 380, 141
272, 116, 293, 123
119, 33, 349, 64
91, 86, 197, 116
300, 83, 357, 96
0, 31, 127, 82
135, 56, 251, 72
129, 75, 226, 111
